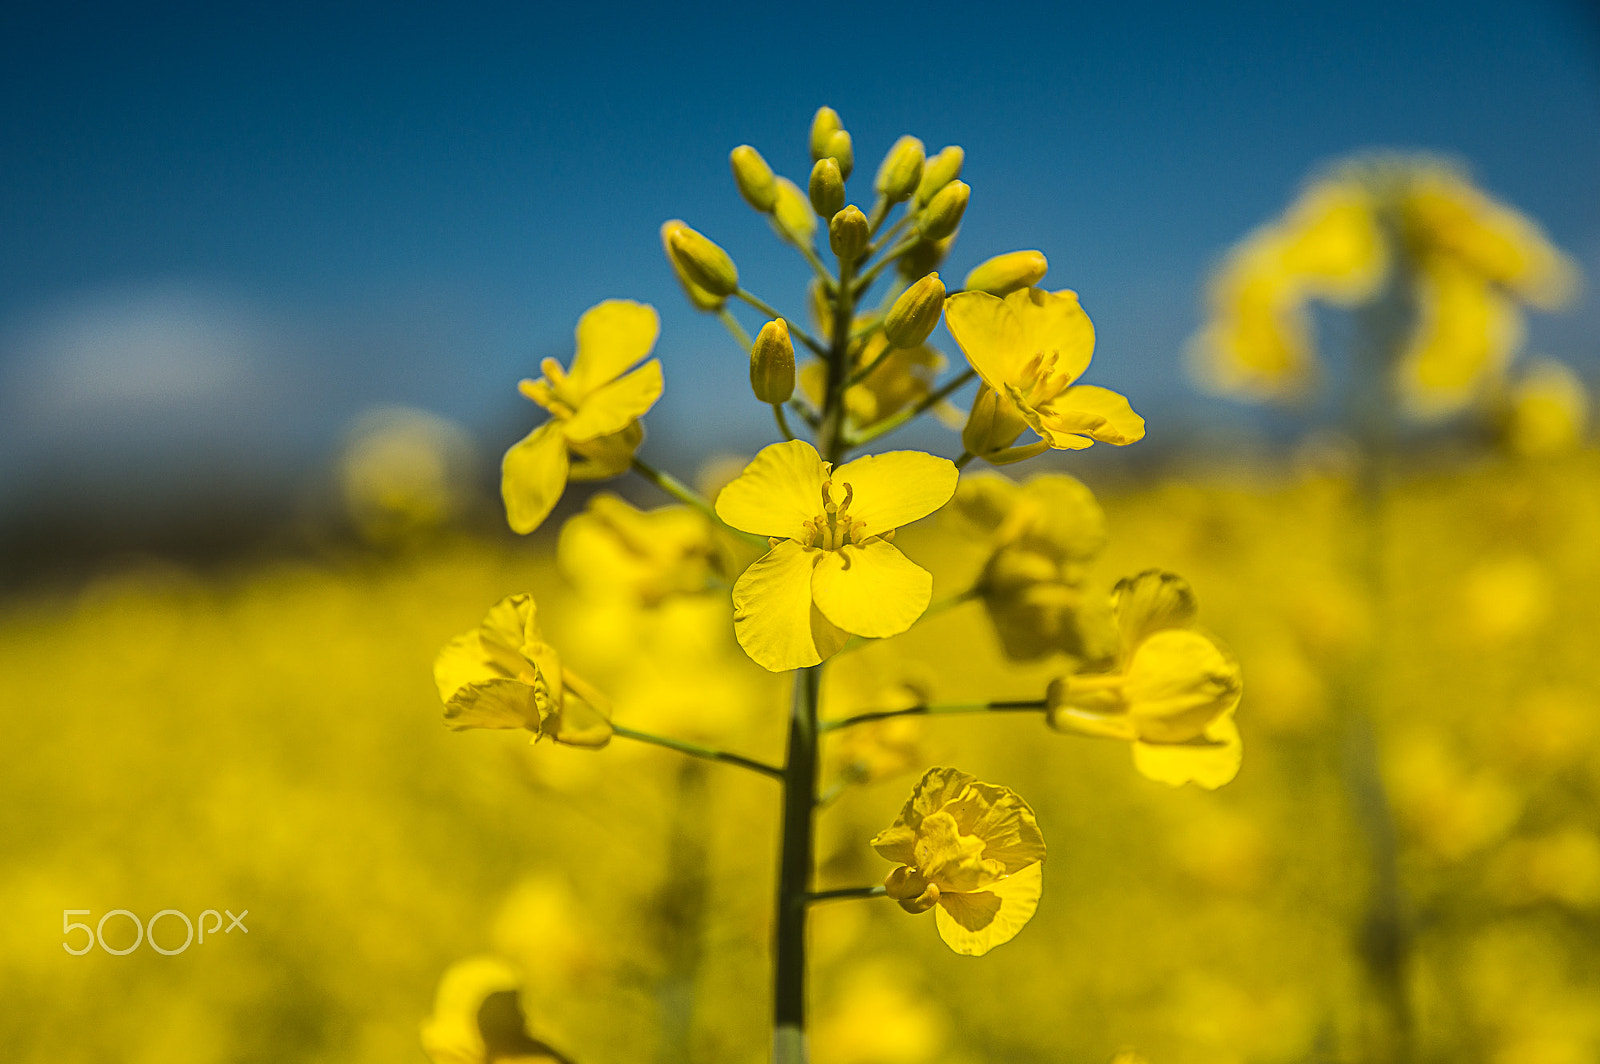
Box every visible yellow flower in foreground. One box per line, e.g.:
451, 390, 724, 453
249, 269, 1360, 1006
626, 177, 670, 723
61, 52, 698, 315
944, 287, 1145, 460
420, 956, 572, 1064
1047, 571, 1243, 788
434, 594, 612, 747
502, 300, 664, 533
870, 767, 1045, 956
715, 439, 958, 672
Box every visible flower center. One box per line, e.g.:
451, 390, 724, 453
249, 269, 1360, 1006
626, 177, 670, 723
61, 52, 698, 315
518, 358, 580, 419
800, 479, 866, 550
1019, 349, 1073, 407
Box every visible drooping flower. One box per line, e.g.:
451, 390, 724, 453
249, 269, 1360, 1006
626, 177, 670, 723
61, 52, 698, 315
420, 956, 573, 1064
870, 767, 1045, 956
1047, 570, 1243, 788
943, 287, 1145, 462
502, 300, 664, 534
433, 594, 612, 748
714, 439, 958, 672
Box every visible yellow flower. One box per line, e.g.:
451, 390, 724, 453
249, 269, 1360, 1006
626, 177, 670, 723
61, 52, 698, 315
420, 956, 572, 1064
943, 287, 1145, 459
1503, 358, 1589, 457
870, 767, 1045, 956
502, 300, 664, 533
433, 594, 612, 747
1047, 571, 1243, 788
714, 439, 958, 672
556, 493, 726, 606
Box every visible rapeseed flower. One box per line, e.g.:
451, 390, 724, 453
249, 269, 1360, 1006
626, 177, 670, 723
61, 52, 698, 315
1047, 571, 1243, 788
944, 287, 1144, 461
502, 300, 664, 533
871, 766, 1045, 956
556, 494, 725, 607
434, 594, 612, 747
420, 956, 572, 1064
714, 439, 958, 672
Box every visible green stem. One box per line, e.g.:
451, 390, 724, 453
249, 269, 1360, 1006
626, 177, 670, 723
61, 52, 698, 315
611, 724, 784, 781
865, 212, 912, 257
717, 307, 753, 350
846, 368, 976, 449
773, 403, 799, 442
629, 457, 768, 548
773, 666, 822, 1064
954, 449, 976, 470
805, 885, 886, 904
846, 340, 899, 387
736, 290, 827, 357
819, 699, 1046, 733
797, 244, 835, 286
851, 236, 920, 295
864, 195, 892, 238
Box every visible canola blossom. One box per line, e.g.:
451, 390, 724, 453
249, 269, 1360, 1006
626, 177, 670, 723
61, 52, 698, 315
502, 300, 664, 533
434, 594, 612, 748
871, 767, 1046, 956
944, 287, 1145, 461
715, 439, 958, 672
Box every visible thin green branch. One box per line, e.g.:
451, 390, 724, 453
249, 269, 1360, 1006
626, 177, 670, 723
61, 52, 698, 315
736, 290, 827, 357
864, 213, 913, 261
846, 368, 976, 449
717, 307, 753, 350
773, 403, 799, 442
805, 885, 887, 904
954, 449, 976, 470
611, 724, 785, 781
630, 456, 767, 547
819, 699, 1047, 734
852, 236, 920, 295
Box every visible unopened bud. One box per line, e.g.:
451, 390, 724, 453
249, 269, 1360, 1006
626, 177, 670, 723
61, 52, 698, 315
917, 180, 969, 240
883, 272, 946, 348
875, 136, 926, 202
964, 251, 1048, 296
809, 106, 843, 161
897, 235, 953, 278
884, 867, 940, 914
822, 130, 854, 180
829, 205, 870, 262
809, 158, 845, 217
660, 220, 725, 311
666, 225, 739, 297
915, 146, 965, 206
770, 177, 817, 247
963, 383, 1027, 457
750, 319, 796, 404
729, 145, 777, 213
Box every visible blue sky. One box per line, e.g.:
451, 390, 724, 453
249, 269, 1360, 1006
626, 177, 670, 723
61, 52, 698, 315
2, 1, 1597, 520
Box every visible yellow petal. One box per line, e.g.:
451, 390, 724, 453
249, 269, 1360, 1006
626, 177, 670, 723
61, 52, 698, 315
731, 539, 848, 672
811, 540, 933, 639
561, 360, 664, 441
1132, 713, 1242, 789
568, 422, 643, 481
1036, 385, 1145, 447
501, 422, 571, 534
1007, 287, 1095, 384
869, 823, 918, 866
567, 299, 660, 397
715, 439, 829, 538
831, 450, 959, 535
943, 291, 1025, 390
441, 676, 539, 731
933, 861, 1043, 956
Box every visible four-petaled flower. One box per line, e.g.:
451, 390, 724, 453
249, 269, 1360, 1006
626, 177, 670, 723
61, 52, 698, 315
502, 300, 665, 534
944, 287, 1145, 460
714, 439, 958, 672
870, 766, 1046, 956
434, 594, 612, 748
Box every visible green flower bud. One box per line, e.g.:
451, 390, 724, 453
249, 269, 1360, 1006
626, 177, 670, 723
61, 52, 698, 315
897, 235, 954, 279
915, 146, 965, 207
875, 135, 926, 202
883, 272, 946, 348
770, 177, 817, 247
660, 220, 725, 311
829, 205, 870, 262
666, 225, 739, 298
964, 251, 1048, 296
822, 130, 854, 180
917, 180, 969, 240
809, 158, 845, 217
750, 319, 796, 404
729, 145, 777, 213
810, 106, 843, 161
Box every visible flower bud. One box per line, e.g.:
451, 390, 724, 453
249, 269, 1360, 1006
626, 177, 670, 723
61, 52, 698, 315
963, 383, 1027, 457
897, 235, 953, 278
809, 106, 843, 161
660, 220, 725, 311
770, 177, 817, 247
875, 135, 926, 202
829, 205, 870, 262
918, 180, 969, 240
808, 157, 845, 217
822, 130, 854, 180
666, 225, 739, 297
883, 272, 946, 348
915, 146, 965, 206
884, 866, 940, 914
964, 251, 1048, 297
750, 319, 796, 404
729, 145, 777, 213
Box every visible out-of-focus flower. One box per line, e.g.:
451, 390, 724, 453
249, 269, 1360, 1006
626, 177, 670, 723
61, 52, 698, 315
714, 440, 958, 672
871, 766, 1045, 956
1487, 828, 1600, 909
1459, 554, 1552, 645
338, 406, 476, 544
420, 956, 572, 1064
945, 287, 1145, 461
1502, 359, 1589, 457
1047, 571, 1243, 788
502, 300, 664, 533
810, 959, 948, 1064
556, 493, 725, 606
822, 655, 935, 787
433, 594, 612, 747
1387, 729, 1520, 861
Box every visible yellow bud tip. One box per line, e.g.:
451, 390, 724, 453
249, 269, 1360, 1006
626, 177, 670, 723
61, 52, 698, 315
809, 106, 843, 161
876, 135, 927, 202
964, 250, 1049, 296
809, 157, 845, 218
750, 318, 796, 404
918, 180, 969, 240
667, 225, 739, 297
915, 145, 966, 206
822, 129, 854, 181
660, 220, 726, 311
884, 272, 947, 348
829, 204, 870, 262
729, 145, 777, 213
